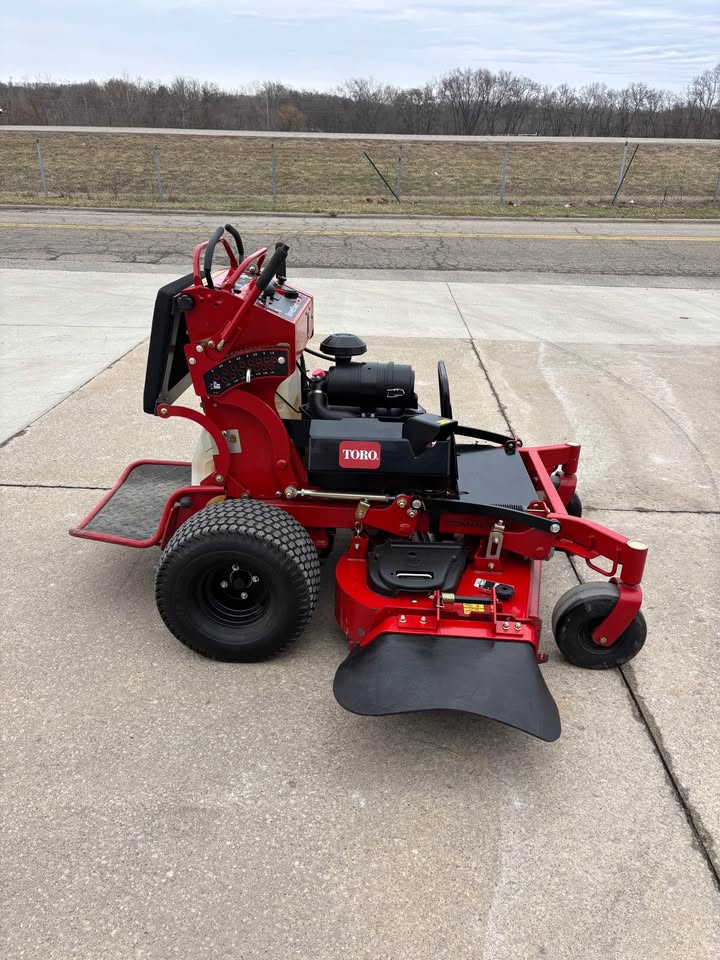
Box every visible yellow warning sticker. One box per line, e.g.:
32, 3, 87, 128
462, 603, 488, 615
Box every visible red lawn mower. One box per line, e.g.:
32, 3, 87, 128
71, 225, 648, 741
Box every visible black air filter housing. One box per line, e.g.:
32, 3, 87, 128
324, 362, 416, 412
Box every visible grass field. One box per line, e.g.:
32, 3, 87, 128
1, 131, 719, 217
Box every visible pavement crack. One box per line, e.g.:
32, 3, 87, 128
406, 737, 467, 760
546, 339, 720, 507
620, 664, 720, 886
564, 554, 720, 891
445, 282, 516, 435
665, 290, 720, 322
0, 339, 144, 451
0, 482, 110, 491
458, 312, 719, 508
585, 505, 720, 515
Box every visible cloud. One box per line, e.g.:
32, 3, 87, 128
2, 0, 717, 90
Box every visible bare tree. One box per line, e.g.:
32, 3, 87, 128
502, 75, 538, 134
642, 87, 668, 136
614, 87, 637, 136
276, 103, 306, 131
578, 83, 614, 136
537, 86, 573, 135
394, 84, 438, 135
689, 63, 720, 137
626, 82, 651, 133
439, 68, 495, 135
341, 77, 393, 133
1, 65, 717, 139
16, 80, 53, 124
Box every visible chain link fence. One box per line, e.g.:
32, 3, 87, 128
1, 131, 719, 213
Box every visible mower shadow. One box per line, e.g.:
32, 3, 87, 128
79, 536, 553, 764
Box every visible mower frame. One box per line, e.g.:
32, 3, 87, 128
73, 436, 646, 654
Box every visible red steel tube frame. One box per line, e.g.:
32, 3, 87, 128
72, 434, 646, 646
192, 238, 238, 286
220, 247, 268, 291
156, 404, 231, 481
272, 440, 647, 645
216, 249, 270, 350
523, 442, 647, 644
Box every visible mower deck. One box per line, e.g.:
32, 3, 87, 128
73, 461, 190, 545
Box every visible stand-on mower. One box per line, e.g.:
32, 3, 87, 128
71, 225, 649, 741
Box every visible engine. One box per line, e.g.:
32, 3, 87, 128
298, 334, 453, 493
306, 334, 420, 419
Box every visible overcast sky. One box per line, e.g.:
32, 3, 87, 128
2, 0, 718, 91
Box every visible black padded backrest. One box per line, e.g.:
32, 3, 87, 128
143, 273, 195, 415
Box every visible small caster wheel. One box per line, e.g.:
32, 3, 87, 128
552, 473, 582, 516
565, 492, 582, 517
551, 582, 646, 669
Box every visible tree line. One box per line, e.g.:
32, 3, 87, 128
1, 64, 719, 138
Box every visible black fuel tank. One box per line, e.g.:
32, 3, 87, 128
307, 419, 450, 492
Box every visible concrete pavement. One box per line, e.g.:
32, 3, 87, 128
1, 256, 719, 958
0, 270, 165, 439
2, 266, 718, 444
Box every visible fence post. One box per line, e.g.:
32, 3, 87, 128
271, 143, 277, 205
612, 143, 639, 206
499, 143, 509, 205
363, 151, 400, 202
395, 145, 402, 201
714, 174, 720, 203
36, 140, 48, 196
613, 142, 629, 206
153, 147, 164, 201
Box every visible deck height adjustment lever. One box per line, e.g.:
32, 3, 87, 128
485, 521, 505, 559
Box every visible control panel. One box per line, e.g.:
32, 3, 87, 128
203, 347, 290, 396
262, 287, 308, 321
232, 273, 308, 322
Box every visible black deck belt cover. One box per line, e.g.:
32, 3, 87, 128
428, 499, 556, 533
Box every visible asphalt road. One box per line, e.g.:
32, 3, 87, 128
5, 125, 714, 145
1, 208, 719, 277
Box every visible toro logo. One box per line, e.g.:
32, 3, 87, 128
338, 441, 381, 470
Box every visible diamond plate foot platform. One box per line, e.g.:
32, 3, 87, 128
71, 461, 191, 546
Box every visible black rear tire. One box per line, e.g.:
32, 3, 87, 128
552, 582, 646, 669
156, 499, 320, 661
317, 528, 336, 560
